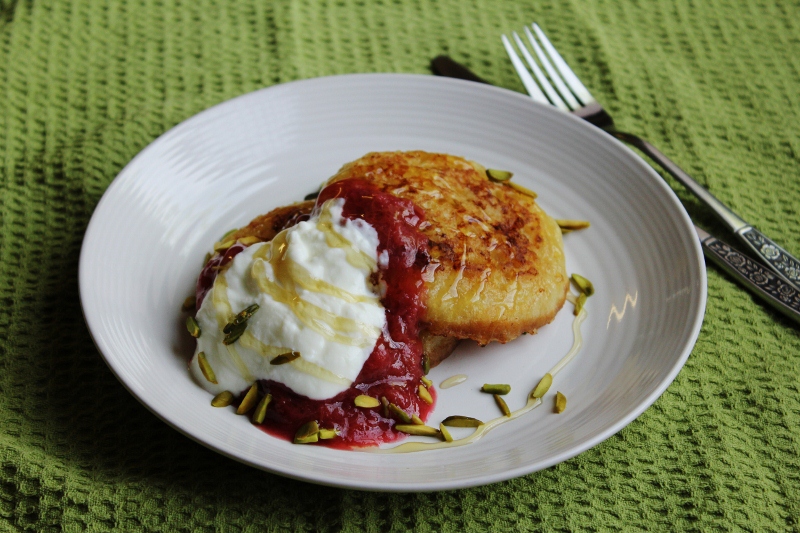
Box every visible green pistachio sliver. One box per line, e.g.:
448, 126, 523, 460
181, 296, 196, 312
210, 390, 234, 407
236, 384, 259, 415
220, 228, 238, 241
481, 383, 511, 395
439, 423, 453, 442
531, 373, 553, 399
411, 414, 424, 425
421, 355, 430, 375
388, 403, 412, 424
202, 252, 212, 267
394, 424, 441, 438
418, 384, 433, 405
319, 428, 338, 440
270, 351, 301, 365
196, 352, 218, 384
252, 393, 272, 424
494, 394, 511, 417
223, 304, 260, 334
231, 304, 260, 327
294, 420, 320, 444
556, 219, 591, 231
354, 395, 381, 408
380, 396, 390, 418
237, 236, 260, 246
222, 321, 247, 345
420, 376, 433, 388
441, 415, 483, 428
186, 316, 201, 338
555, 391, 567, 413
505, 181, 538, 198
486, 168, 514, 182
213, 239, 236, 252
573, 292, 588, 316
571, 273, 595, 296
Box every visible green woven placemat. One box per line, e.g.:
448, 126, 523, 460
1, 0, 799, 531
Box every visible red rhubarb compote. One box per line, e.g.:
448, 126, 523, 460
197, 178, 434, 448
257, 179, 433, 448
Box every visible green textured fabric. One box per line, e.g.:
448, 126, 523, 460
1, 0, 799, 530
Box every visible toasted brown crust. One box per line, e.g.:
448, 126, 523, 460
230, 200, 315, 243
326, 151, 568, 345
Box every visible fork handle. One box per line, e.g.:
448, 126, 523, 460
697, 227, 800, 324
610, 130, 800, 291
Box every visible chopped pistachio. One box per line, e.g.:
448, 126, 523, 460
252, 393, 272, 424
439, 423, 453, 442
319, 428, 338, 440
571, 273, 595, 296
486, 168, 514, 182
380, 396, 390, 418
227, 304, 260, 329
420, 376, 433, 388
294, 420, 320, 444
181, 296, 196, 312
196, 352, 218, 384
270, 351, 301, 365
213, 239, 236, 252
411, 414, 424, 425
237, 236, 261, 246
573, 292, 587, 316
236, 384, 259, 415
481, 383, 511, 395
441, 415, 483, 428
556, 219, 591, 231
555, 391, 567, 413
421, 355, 430, 375
354, 395, 381, 408
531, 373, 553, 399
505, 181, 538, 198
494, 394, 511, 417
394, 424, 441, 438
210, 391, 234, 407
222, 321, 247, 345
418, 384, 433, 405
388, 403, 412, 424
186, 316, 201, 338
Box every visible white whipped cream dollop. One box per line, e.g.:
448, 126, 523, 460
189, 198, 385, 400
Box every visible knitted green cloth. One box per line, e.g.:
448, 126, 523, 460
1, 0, 799, 531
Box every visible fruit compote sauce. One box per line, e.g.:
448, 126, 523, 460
197, 178, 434, 449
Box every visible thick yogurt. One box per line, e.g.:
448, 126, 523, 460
190, 198, 386, 400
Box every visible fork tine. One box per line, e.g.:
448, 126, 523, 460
523, 27, 581, 110
511, 32, 569, 111
531, 23, 595, 105
501, 34, 549, 105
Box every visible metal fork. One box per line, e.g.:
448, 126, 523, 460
502, 23, 800, 291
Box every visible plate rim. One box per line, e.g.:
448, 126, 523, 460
79, 73, 707, 491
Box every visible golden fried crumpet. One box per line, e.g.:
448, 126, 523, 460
327, 151, 569, 345
230, 200, 315, 243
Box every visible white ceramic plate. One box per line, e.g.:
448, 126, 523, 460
79, 74, 706, 491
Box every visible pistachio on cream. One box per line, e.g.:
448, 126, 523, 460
189, 198, 386, 400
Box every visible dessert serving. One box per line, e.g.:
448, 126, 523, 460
184, 151, 583, 449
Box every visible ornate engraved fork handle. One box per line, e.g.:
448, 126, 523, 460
610, 131, 800, 291
698, 227, 800, 324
